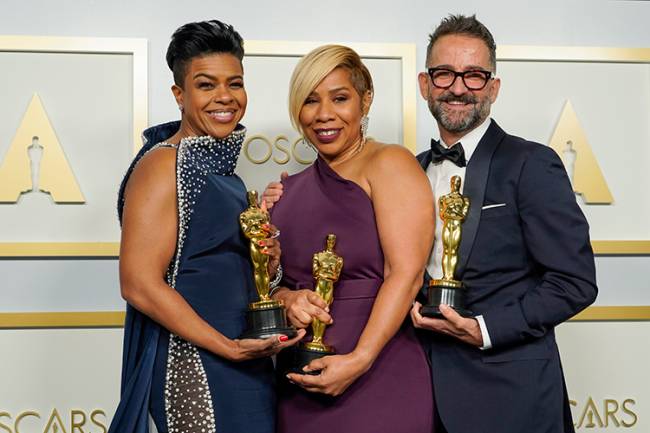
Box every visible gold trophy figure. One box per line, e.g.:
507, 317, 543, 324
286, 234, 343, 375
421, 176, 473, 318
303, 234, 344, 353
440, 176, 469, 281
239, 190, 296, 339
240, 190, 275, 307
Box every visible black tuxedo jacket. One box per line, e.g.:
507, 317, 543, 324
416, 120, 597, 433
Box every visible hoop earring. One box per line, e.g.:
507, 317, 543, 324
303, 137, 316, 152
360, 115, 369, 144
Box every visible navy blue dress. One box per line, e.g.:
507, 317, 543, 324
108, 121, 275, 433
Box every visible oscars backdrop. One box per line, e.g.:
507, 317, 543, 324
1, 2, 649, 431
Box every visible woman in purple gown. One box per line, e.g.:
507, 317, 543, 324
266, 45, 435, 433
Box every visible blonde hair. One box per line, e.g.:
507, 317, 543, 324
288, 45, 373, 136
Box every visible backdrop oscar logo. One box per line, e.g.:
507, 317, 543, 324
0, 409, 107, 433
241, 134, 315, 165
0, 93, 84, 204
570, 397, 638, 429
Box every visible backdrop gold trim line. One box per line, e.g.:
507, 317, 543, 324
498, 46, 650, 63
591, 240, 650, 255
0, 312, 125, 328
1, 306, 648, 328
570, 306, 650, 321
1, 240, 646, 257
0, 242, 119, 257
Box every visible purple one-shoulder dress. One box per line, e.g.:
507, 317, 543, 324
271, 156, 434, 433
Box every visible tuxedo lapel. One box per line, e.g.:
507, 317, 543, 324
416, 149, 432, 170
456, 120, 506, 277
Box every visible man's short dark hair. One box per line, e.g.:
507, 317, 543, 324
166, 19, 244, 87
426, 14, 496, 71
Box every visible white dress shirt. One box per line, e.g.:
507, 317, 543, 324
425, 118, 493, 350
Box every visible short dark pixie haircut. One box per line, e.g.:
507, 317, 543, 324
426, 14, 497, 72
166, 19, 244, 87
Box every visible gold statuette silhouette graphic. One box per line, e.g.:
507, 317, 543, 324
549, 100, 613, 204
0, 93, 85, 203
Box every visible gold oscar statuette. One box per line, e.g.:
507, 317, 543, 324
421, 175, 473, 318
304, 233, 343, 352
239, 190, 297, 339
286, 233, 343, 375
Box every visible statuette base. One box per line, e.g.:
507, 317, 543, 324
239, 304, 297, 339
420, 278, 473, 319
250, 299, 284, 310
281, 344, 336, 376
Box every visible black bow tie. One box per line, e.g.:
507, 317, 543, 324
430, 139, 466, 167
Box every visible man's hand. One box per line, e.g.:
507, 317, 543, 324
261, 172, 288, 209
410, 302, 483, 347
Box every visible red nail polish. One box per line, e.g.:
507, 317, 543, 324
279, 335, 289, 342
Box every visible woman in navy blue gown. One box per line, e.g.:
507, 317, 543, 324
108, 20, 303, 433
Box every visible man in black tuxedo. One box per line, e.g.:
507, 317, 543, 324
410, 14, 597, 433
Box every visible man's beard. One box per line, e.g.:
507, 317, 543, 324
429, 92, 491, 134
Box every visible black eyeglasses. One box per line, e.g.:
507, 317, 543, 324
427, 67, 493, 90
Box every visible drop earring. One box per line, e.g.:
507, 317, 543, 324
360, 115, 369, 144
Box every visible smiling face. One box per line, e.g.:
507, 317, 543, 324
172, 53, 247, 139
418, 34, 500, 144
298, 67, 369, 161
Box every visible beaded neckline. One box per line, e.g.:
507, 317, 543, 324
178, 127, 246, 146
164, 127, 246, 177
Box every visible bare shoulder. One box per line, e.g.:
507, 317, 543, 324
364, 141, 431, 204
366, 141, 422, 176
124, 147, 177, 202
